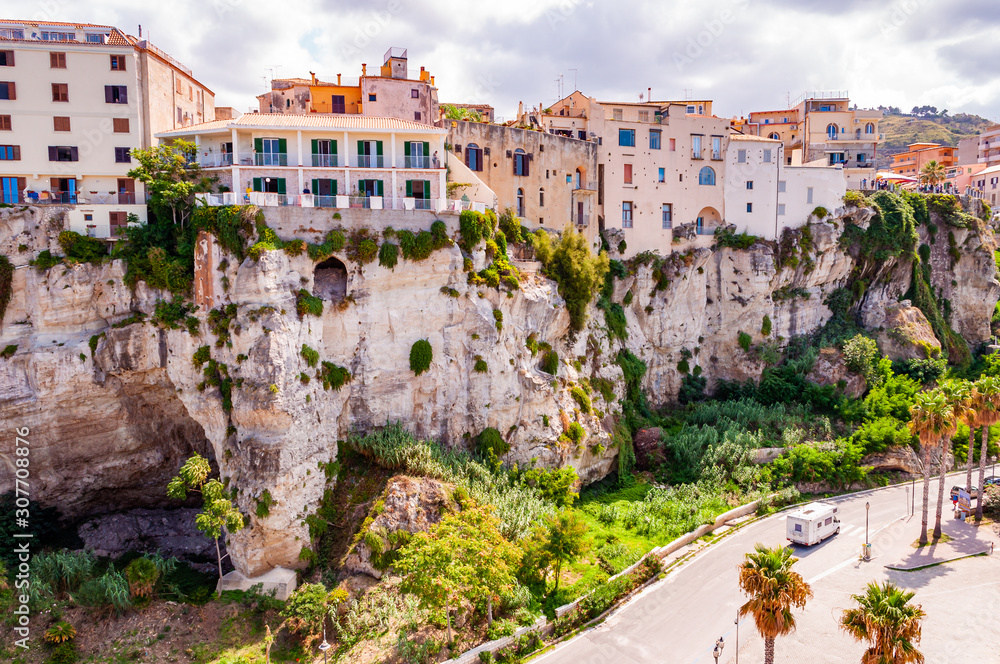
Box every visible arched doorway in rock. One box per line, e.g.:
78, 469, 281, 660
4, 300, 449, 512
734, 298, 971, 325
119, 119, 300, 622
314, 256, 348, 302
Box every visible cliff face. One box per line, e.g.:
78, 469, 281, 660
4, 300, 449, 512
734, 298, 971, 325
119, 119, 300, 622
1, 200, 997, 578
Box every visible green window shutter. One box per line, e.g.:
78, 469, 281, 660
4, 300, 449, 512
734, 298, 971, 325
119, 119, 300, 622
312, 179, 318, 193
423, 142, 429, 158
357, 140, 364, 156
331, 140, 338, 155
376, 180, 384, 196
376, 141, 383, 156
253, 177, 262, 192
423, 180, 430, 198
332, 180, 338, 195
277, 179, 286, 195
406, 180, 413, 197
278, 138, 287, 154
311, 139, 318, 155
254, 138, 263, 153
404, 142, 411, 157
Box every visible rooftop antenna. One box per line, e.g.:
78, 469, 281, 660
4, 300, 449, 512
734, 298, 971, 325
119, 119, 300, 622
569, 68, 577, 92
683, 88, 692, 101
785, 91, 790, 108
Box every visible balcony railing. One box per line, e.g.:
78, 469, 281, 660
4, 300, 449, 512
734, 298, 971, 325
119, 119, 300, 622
201, 192, 490, 213
356, 155, 385, 168
349, 196, 371, 208
710, 151, 722, 161
691, 150, 704, 160
197, 154, 233, 168
404, 155, 431, 168
312, 153, 338, 167
255, 153, 288, 166
573, 180, 598, 191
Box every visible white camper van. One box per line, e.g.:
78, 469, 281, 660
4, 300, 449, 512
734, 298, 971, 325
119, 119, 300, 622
786, 502, 840, 546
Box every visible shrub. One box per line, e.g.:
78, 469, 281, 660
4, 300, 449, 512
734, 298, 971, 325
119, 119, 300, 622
761, 314, 772, 336
151, 297, 198, 332
533, 226, 610, 331
811, 206, 829, 219
459, 209, 495, 251
1, 344, 16, 360
493, 308, 503, 332
378, 242, 399, 270
570, 386, 592, 413
347, 229, 379, 264
307, 229, 346, 261
0, 255, 12, 321
843, 190, 867, 207
474, 356, 488, 373
714, 227, 759, 249
605, 302, 628, 340
281, 583, 341, 646
565, 421, 585, 444
58, 230, 107, 263
410, 339, 433, 375
476, 427, 510, 460
255, 489, 274, 518
296, 289, 324, 318
44, 621, 76, 644
301, 344, 320, 367
738, 331, 752, 352
192, 346, 211, 367
317, 361, 351, 390
843, 333, 879, 383
30, 250, 61, 271
124, 557, 160, 598
540, 349, 559, 375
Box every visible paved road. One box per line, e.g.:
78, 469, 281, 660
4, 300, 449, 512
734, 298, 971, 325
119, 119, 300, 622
535, 477, 1000, 663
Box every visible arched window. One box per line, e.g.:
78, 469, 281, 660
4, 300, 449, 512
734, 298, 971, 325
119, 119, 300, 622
514, 149, 528, 176
865, 123, 875, 134
768, 132, 780, 140
827, 123, 838, 139
575, 168, 582, 189
517, 188, 525, 217
698, 166, 716, 185
539, 187, 544, 206
465, 143, 482, 172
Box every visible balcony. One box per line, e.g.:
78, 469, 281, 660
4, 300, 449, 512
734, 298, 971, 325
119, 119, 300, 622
255, 153, 288, 167
356, 155, 385, 168
573, 180, 598, 192
197, 154, 233, 168
404, 155, 431, 168
77, 192, 137, 204
691, 150, 704, 160
201, 192, 490, 213
710, 151, 723, 161
311, 154, 339, 167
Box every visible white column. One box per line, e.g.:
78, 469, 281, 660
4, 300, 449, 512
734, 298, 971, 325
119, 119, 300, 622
298, 167, 304, 197
438, 168, 446, 204
231, 129, 240, 162
344, 131, 350, 168
390, 132, 397, 168
231, 128, 241, 195
296, 130, 303, 167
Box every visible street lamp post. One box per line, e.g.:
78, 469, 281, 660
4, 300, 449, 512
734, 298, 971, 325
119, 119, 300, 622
319, 624, 331, 664
734, 614, 739, 664
713, 637, 725, 663
865, 501, 870, 561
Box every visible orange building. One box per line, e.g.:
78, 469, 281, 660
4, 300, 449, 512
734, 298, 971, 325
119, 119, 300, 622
890, 142, 956, 177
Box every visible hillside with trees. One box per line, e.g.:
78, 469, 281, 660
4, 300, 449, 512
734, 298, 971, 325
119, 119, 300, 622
876, 106, 994, 168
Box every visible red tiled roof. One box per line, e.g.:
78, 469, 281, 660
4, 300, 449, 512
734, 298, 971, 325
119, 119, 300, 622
0, 19, 115, 28
157, 113, 446, 137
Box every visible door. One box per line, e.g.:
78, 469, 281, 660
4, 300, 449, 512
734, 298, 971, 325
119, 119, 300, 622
117, 178, 135, 204
50, 177, 76, 203
577, 201, 584, 226
1, 177, 22, 204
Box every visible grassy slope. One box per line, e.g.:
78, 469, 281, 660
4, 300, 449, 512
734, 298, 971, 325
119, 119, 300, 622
878, 113, 993, 168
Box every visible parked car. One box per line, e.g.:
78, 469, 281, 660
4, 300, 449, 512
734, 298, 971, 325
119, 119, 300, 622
984, 476, 1000, 487
950, 485, 979, 500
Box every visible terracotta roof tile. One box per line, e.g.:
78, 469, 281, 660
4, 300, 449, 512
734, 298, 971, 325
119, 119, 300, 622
156, 113, 446, 137
728, 133, 782, 143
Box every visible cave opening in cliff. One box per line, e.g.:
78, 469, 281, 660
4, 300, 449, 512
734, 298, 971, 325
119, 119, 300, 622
314, 256, 348, 302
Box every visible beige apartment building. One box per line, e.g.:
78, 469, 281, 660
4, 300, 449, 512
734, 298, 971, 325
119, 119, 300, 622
446, 120, 598, 240
0, 20, 215, 236
741, 92, 881, 189
520, 92, 729, 257
978, 125, 1000, 167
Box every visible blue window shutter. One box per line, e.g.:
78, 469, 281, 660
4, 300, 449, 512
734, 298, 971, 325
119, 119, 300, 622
406, 180, 412, 197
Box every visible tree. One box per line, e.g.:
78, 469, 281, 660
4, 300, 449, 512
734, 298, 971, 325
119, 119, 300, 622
540, 510, 588, 598
937, 381, 969, 538
919, 160, 946, 186
395, 507, 521, 640
128, 140, 215, 228
975, 377, 1000, 521
737, 543, 813, 664
532, 225, 610, 331
840, 581, 925, 664
280, 582, 347, 649
442, 104, 483, 122
908, 390, 956, 545
166, 453, 244, 584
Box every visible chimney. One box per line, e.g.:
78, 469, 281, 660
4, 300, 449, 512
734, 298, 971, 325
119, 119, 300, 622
337, 73, 342, 85
648, 87, 651, 102
420, 66, 425, 72
518, 101, 523, 116
138, 24, 142, 37
430, 76, 434, 86
362, 63, 367, 76
310, 71, 316, 84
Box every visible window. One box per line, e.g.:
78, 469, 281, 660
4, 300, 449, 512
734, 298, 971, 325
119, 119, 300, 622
0, 29, 24, 40
84, 213, 93, 221
650, 129, 661, 150
50, 52, 67, 68
176, 106, 183, 123
825, 517, 833, 526
827, 123, 838, 139
686, 105, 696, 114
768, 132, 779, 140
698, 166, 716, 185
711, 136, 722, 159
763, 118, 770, 124
108, 55, 125, 70
807, 187, 814, 204
763, 149, 772, 163
53, 116, 70, 131
746, 203, 753, 212
52, 83, 69, 102
669, 138, 676, 151
622, 201, 633, 227
624, 164, 632, 184
411, 88, 419, 98
0, 145, 20, 160
0, 51, 13, 66
658, 167, 665, 183
638, 109, 649, 122
465, 143, 483, 172
517, 188, 525, 217
619, 129, 635, 147
414, 111, 421, 121
0, 115, 9, 130
86, 33, 105, 43
829, 152, 845, 165
330, 94, 345, 113
865, 122, 874, 134
691, 134, 702, 158
114, 147, 131, 163
41, 31, 75, 41
794, 524, 802, 533
368, 93, 376, 102
778, 204, 786, 215
746, 181, 753, 190
47, 146, 78, 161
513, 148, 529, 176
662, 204, 672, 229
613, 108, 623, 121
737, 149, 746, 163
113, 118, 129, 133
778, 180, 786, 193
256, 137, 286, 166
405, 180, 431, 205
105, 85, 127, 104
539, 188, 544, 206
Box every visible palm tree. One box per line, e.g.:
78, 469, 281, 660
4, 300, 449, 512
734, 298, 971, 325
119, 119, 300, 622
841, 581, 926, 664
908, 390, 956, 545
738, 543, 813, 664
920, 160, 946, 186
937, 381, 969, 537
975, 377, 1000, 521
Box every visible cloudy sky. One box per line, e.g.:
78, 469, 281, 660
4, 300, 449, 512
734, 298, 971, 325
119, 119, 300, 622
11, 0, 1000, 121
